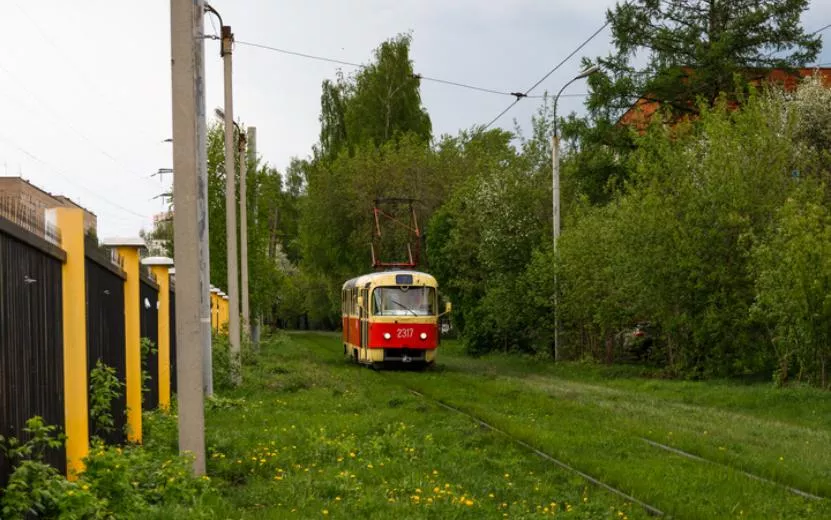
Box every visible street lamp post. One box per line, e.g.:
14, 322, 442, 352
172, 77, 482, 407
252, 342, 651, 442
552, 64, 600, 362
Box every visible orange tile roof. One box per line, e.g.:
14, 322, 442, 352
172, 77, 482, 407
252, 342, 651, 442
618, 67, 831, 130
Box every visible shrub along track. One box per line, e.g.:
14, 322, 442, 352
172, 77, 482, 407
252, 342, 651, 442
297, 333, 829, 518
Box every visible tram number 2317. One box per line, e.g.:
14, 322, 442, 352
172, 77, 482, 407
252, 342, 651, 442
396, 328, 414, 339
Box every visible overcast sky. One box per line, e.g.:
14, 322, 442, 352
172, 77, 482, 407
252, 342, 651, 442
1, 1, 830, 239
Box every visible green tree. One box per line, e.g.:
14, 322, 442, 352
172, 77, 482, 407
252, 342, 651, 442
752, 189, 831, 388
290, 34, 453, 327
426, 128, 551, 354
558, 83, 828, 376
206, 121, 285, 324
602, 0, 820, 116
561, 0, 821, 205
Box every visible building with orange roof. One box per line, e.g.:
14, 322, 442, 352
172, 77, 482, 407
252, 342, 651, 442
618, 67, 831, 131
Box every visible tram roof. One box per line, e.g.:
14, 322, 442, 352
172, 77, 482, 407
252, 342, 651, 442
341, 269, 437, 291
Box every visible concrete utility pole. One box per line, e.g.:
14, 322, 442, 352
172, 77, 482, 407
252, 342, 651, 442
169, 0, 207, 475
239, 125, 250, 341
221, 24, 242, 383
247, 127, 260, 347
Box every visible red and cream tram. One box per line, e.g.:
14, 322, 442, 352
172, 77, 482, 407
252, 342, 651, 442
341, 270, 450, 368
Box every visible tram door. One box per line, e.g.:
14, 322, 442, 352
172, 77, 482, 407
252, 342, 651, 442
360, 287, 369, 358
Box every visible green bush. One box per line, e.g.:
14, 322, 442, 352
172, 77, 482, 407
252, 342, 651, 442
88, 359, 124, 440
0, 417, 107, 520
80, 440, 211, 516
0, 415, 214, 519
211, 333, 236, 390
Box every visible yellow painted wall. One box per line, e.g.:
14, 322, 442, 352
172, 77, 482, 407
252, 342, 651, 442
221, 297, 229, 330
119, 247, 142, 443
55, 208, 88, 479
150, 266, 171, 412
211, 292, 219, 331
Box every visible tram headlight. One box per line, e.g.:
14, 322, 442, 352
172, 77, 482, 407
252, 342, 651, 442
420, 332, 428, 340
383, 332, 391, 340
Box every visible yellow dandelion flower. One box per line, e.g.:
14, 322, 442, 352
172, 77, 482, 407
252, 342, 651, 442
489, 493, 495, 498
427, 498, 434, 504
322, 510, 329, 516
465, 499, 474, 506
349, 452, 356, 458
335, 496, 341, 501
367, 464, 374, 469
433, 487, 440, 493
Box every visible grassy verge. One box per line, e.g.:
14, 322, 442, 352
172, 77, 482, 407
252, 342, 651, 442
144, 332, 647, 519
381, 341, 831, 518
135, 332, 831, 518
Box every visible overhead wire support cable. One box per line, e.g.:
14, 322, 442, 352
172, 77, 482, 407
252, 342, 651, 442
234, 39, 527, 98
0, 61, 161, 189
483, 1, 636, 129
484, 18, 612, 129
0, 132, 149, 220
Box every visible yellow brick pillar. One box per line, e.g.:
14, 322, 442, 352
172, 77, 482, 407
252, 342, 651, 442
220, 293, 229, 331
142, 257, 174, 412
103, 237, 145, 443
53, 208, 89, 479
210, 287, 220, 332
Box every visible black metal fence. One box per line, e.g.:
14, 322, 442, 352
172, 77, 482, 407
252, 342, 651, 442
139, 276, 159, 410
85, 235, 127, 444
0, 217, 66, 486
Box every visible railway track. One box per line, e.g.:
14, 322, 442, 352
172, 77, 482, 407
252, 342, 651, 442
405, 388, 667, 517
639, 437, 823, 501
299, 333, 826, 517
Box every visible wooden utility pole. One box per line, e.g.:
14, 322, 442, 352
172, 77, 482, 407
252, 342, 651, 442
169, 0, 207, 474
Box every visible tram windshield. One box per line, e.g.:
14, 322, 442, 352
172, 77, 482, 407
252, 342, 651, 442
372, 286, 436, 316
